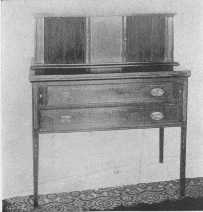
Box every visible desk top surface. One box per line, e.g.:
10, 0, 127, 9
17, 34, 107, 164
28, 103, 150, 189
30, 70, 191, 82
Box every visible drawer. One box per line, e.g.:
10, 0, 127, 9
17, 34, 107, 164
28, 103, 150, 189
39, 81, 180, 108
39, 104, 181, 132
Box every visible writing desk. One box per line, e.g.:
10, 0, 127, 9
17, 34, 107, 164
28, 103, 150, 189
30, 68, 190, 208
30, 13, 191, 208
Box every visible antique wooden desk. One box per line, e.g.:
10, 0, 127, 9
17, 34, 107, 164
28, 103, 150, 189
30, 14, 190, 208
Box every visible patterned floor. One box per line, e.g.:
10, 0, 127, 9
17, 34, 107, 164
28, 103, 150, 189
3, 177, 203, 212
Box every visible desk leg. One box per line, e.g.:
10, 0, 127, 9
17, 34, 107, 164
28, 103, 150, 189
180, 124, 187, 197
33, 129, 39, 208
159, 127, 164, 163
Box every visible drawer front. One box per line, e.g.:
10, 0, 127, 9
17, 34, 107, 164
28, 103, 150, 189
39, 104, 180, 132
39, 81, 180, 107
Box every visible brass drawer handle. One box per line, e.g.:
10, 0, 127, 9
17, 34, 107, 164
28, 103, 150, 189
150, 88, 165, 97
60, 115, 72, 123
150, 112, 164, 121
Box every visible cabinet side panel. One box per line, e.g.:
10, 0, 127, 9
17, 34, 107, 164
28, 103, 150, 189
151, 15, 166, 61
35, 17, 44, 64
164, 16, 173, 62
44, 17, 86, 64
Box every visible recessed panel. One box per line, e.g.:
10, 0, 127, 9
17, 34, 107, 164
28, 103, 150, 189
90, 17, 122, 64
126, 15, 167, 62
126, 16, 152, 62
44, 17, 86, 64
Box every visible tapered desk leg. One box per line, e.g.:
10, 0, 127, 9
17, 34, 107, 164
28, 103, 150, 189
33, 129, 39, 208
180, 124, 187, 197
159, 127, 164, 163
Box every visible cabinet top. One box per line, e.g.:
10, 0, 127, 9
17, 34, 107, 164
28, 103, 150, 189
34, 13, 176, 18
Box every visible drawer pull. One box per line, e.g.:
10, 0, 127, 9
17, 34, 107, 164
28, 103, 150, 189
39, 93, 43, 101
150, 88, 165, 97
60, 115, 72, 123
62, 91, 71, 97
150, 112, 164, 121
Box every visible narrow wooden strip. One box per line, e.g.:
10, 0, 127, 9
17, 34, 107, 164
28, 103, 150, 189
39, 100, 178, 110
171, 17, 174, 61
159, 127, 164, 163
122, 16, 127, 63
180, 78, 188, 197
32, 84, 40, 207
31, 62, 179, 69
164, 16, 169, 61
182, 79, 188, 122
34, 13, 176, 18
32, 129, 39, 208
180, 124, 187, 197
38, 123, 182, 134
86, 17, 91, 63
32, 84, 39, 129
29, 71, 191, 82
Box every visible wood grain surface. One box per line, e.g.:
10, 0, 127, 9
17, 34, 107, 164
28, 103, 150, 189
44, 17, 86, 64
39, 103, 180, 132
35, 14, 174, 66
38, 81, 179, 108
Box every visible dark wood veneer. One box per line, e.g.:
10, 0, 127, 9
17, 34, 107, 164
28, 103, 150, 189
44, 17, 86, 64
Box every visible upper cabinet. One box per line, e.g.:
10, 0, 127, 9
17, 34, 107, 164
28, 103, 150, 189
34, 14, 175, 68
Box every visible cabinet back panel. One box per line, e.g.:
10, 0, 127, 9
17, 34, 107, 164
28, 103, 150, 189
90, 17, 122, 64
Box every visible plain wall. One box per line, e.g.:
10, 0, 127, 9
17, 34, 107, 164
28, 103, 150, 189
2, 0, 203, 198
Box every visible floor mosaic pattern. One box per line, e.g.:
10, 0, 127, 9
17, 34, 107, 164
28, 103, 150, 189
3, 177, 203, 212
